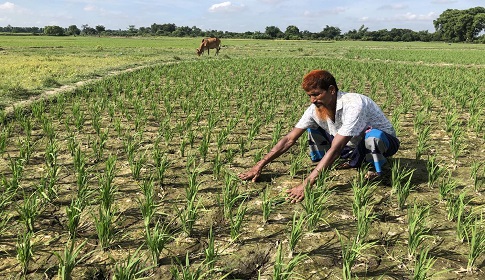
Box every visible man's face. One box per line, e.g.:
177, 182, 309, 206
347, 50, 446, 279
306, 86, 334, 107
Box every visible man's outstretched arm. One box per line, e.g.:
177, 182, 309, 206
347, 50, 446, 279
238, 127, 305, 182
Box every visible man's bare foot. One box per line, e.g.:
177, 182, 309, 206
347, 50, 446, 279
364, 170, 381, 180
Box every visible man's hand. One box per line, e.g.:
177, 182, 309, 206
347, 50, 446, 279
238, 165, 262, 182
286, 184, 305, 203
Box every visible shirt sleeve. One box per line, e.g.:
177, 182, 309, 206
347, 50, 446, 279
295, 105, 318, 129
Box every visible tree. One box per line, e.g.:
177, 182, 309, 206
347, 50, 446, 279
95, 25, 105, 33
320, 25, 341, 40
44, 25, 64, 36
265, 26, 283, 39
67, 25, 80, 36
285, 25, 300, 39
434, 7, 485, 42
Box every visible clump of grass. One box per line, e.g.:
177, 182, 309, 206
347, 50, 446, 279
16, 230, 33, 277
55, 238, 93, 280
466, 217, 485, 272
273, 242, 307, 280
112, 245, 153, 280
230, 200, 247, 242
145, 220, 173, 266
413, 247, 437, 280
288, 211, 306, 256
336, 230, 375, 280
407, 203, 431, 259
391, 160, 415, 210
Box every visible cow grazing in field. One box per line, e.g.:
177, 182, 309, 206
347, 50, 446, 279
196, 37, 221, 56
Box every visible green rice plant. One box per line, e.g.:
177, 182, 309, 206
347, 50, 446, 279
145, 220, 173, 266
153, 147, 171, 186
239, 137, 246, 157
72, 101, 85, 130
186, 169, 201, 203
271, 120, 283, 146
204, 226, 218, 271
98, 155, 118, 212
66, 197, 84, 238
261, 186, 273, 224
3, 156, 25, 193
391, 160, 415, 210
336, 230, 375, 280
391, 108, 402, 136
415, 125, 431, 160
45, 138, 59, 173
407, 203, 431, 259
17, 190, 44, 232
0, 126, 10, 155
465, 217, 485, 272
413, 108, 427, 134
230, 200, 247, 242
55, 238, 92, 280
179, 138, 187, 157
41, 116, 56, 141
471, 161, 484, 192
175, 194, 200, 236
138, 177, 157, 229
18, 135, 34, 162
446, 190, 468, 222
301, 182, 332, 232
413, 247, 437, 280
130, 150, 147, 180
456, 203, 474, 243
450, 127, 466, 165
198, 131, 210, 162
355, 204, 375, 243
222, 173, 241, 220
288, 211, 306, 255
444, 110, 458, 133
170, 252, 219, 280
93, 206, 116, 250
91, 129, 108, 162
16, 230, 33, 277
273, 242, 307, 280
289, 153, 304, 178
351, 167, 378, 216
212, 152, 223, 179
112, 245, 152, 280
426, 155, 444, 188
437, 172, 458, 201
123, 135, 139, 164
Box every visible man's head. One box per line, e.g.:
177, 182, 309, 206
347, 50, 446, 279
302, 70, 339, 93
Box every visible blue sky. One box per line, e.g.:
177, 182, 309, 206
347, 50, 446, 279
0, 1, 482, 33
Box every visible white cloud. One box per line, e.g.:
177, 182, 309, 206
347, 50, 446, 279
303, 7, 347, 17
208, 2, 245, 13
431, 0, 457, 4
83, 5, 96, 12
379, 4, 407, 10
0, 2, 15, 11
397, 12, 436, 21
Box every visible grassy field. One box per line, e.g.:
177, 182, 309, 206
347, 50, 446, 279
0, 36, 484, 279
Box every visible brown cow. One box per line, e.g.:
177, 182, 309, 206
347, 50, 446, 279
196, 37, 221, 56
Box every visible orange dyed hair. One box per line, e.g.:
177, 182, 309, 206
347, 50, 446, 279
301, 70, 339, 92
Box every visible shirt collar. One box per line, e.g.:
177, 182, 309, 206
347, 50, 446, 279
336, 91, 345, 111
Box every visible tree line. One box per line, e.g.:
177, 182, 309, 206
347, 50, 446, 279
1, 7, 483, 43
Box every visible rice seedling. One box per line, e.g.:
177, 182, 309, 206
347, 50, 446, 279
222, 173, 241, 220
336, 230, 375, 280
0, 126, 10, 155
273, 242, 307, 280
204, 226, 218, 271
415, 125, 431, 160
198, 131, 210, 162
391, 160, 415, 210
412, 247, 437, 280
153, 146, 171, 186
351, 167, 378, 216
129, 150, 147, 180
450, 127, 466, 165
112, 245, 153, 280
471, 161, 484, 192
66, 196, 85, 238
288, 211, 306, 255
437, 172, 458, 201
16, 190, 44, 232
230, 200, 247, 242
98, 155, 118, 212
465, 217, 485, 272
16, 230, 33, 277
138, 177, 158, 229
3, 156, 25, 193
355, 204, 375, 243
72, 101, 85, 130
301, 182, 332, 232
426, 155, 444, 188
176, 193, 200, 236
90, 129, 109, 163
407, 203, 431, 259
186, 169, 201, 203
446, 190, 468, 222
170, 252, 220, 280
54, 238, 93, 280
289, 153, 304, 178
93, 206, 116, 250
261, 186, 273, 224
145, 220, 173, 266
